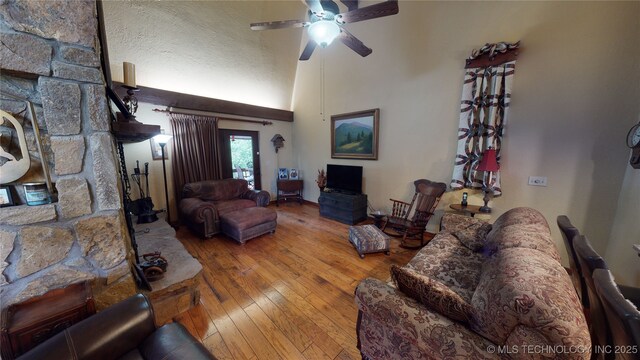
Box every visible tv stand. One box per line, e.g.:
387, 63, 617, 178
318, 191, 367, 225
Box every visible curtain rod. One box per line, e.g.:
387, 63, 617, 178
152, 107, 273, 126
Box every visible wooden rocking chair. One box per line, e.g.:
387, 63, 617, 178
382, 179, 447, 249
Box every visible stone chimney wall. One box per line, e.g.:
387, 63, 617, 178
0, 0, 136, 309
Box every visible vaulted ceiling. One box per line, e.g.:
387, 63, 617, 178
103, 0, 309, 110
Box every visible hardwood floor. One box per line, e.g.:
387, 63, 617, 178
175, 203, 419, 360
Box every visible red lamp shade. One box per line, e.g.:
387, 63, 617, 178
477, 148, 500, 172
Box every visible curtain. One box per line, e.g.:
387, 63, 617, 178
170, 113, 222, 204
450, 59, 516, 196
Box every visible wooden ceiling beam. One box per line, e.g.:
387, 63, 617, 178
112, 82, 294, 122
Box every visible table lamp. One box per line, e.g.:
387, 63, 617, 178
476, 147, 500, 213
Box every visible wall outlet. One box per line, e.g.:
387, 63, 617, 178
528, 176, 548, 186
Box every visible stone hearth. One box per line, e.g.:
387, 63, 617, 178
0, 0, 135, 309
135, 216, 203, 325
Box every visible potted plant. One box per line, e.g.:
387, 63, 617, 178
316, 169, 327, 190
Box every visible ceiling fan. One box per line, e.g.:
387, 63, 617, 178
250, 0, 399, 60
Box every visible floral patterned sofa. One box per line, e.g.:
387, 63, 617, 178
355, 207, 591, 359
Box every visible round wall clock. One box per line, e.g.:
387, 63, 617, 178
627, 122, 640, 148
627, 121, 640, 169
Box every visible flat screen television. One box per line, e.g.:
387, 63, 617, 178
326, 164, 363, 194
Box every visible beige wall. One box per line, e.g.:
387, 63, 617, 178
104, 1, 301, 221
103, 0, 304, 109
606, 144, 640, 287
121, 103, 174, 219
291, 1, 640, 266
122, 103, 293, 222
105, 1, 640, 279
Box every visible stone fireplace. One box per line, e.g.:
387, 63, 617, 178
0, 0, 136, 309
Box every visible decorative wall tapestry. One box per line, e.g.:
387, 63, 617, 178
450, 41, 520, 196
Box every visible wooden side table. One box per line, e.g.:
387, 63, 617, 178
1, 281, 95, 359
449, 204, 484, 217
277, 179, 303, 205
370, 212, 387, 229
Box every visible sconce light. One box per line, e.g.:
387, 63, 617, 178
476, 147, 500, 213
122, 62, 139, 115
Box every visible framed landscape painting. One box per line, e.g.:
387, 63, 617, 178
331, 108, 379, 160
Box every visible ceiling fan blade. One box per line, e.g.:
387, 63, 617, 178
340, 0, 358, 12
299, 40, 317, 61
302, 0, 324, 15
250, 19, 309, 31
336, 0, 398, 24
338, 28, 372, 57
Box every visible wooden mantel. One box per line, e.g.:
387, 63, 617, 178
113, 81, 294, 122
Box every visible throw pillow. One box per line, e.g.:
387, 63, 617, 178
391, 265, 473, 323
452, 222, 492, 252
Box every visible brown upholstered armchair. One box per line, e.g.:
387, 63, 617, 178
179, 179, 270, 238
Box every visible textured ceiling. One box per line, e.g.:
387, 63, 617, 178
103, 0, 307, 110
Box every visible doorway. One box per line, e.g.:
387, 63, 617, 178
219, 129, 261, 190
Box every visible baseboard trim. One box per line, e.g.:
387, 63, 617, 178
303, 200, 318, 207
268, 199, 319, 207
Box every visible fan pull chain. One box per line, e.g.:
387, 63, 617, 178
321, 57, 325, 121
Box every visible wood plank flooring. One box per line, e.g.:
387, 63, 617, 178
175, 203, 419, 360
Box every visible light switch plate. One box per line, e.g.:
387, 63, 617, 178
528, 176, 548, 186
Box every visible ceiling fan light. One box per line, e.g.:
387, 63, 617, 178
308, 20, 340, 48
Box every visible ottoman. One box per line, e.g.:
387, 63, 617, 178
349, 224, 390, 258
220, 207, 277, 244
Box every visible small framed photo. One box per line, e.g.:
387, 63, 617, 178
150, 138, 168, 160
0, 186, 14, 207
278, 168, 289, 180
289, 168, 299, 180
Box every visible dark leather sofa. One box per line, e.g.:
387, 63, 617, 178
179, 179, 270, 238
18, 294, 215, 360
